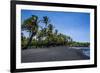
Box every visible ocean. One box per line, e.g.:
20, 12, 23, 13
81, 47, 90, 58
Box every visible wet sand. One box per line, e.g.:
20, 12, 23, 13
21, 46, 89, 63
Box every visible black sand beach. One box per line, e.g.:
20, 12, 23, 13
21, 46, 89, 63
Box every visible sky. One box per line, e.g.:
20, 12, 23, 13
21, 9, 90, 42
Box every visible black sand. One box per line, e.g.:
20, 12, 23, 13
21, 46, 89, 63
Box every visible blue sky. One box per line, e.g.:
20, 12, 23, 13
21, 9, 90, 42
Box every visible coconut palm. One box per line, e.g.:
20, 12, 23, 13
21, 32, 24, 41
67, 36, 73, 42
55, 29, 58, 35
21, 15, 39, 49
43, 16, 50, 26
65, 36, 73, 46
47, 24, 54, 45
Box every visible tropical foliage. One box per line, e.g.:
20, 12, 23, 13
21, 15, 89, 49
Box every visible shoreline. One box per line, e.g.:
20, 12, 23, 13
69, 46, 90, 49
21, 46, 90, 63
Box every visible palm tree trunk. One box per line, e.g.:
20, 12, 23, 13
22, 32, 35, 49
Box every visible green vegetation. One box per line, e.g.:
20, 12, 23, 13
69, 41, 90, 47
21, 15, 89, 49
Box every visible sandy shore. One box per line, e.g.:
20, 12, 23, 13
21, 46, 89, 63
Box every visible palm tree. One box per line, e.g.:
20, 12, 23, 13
42, 16, 50, 37
47, 24, 54, 45
43, 16, 50, 26
21, 32, 24, 41
66, 36, 73, 46
36, 16, 50, 47
55, 29, 58, 35
21, 15, 39, 49
67, 36, 73, 42
21, 32, 26, 48
47, 24, 54, 36
38, 16, 50, 39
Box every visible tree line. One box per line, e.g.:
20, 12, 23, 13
21, 15, 89, 49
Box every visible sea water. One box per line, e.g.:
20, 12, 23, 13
81, 47, 90, 58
